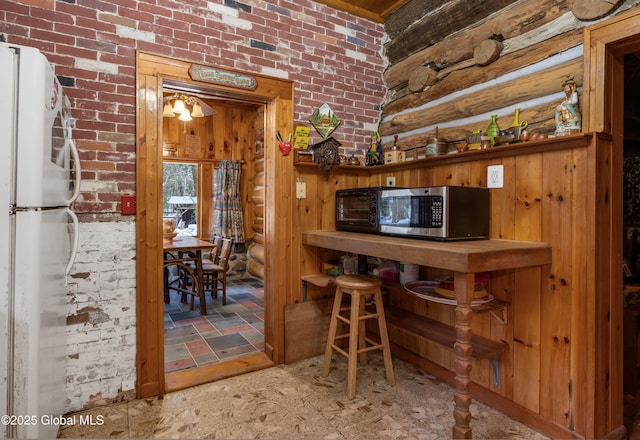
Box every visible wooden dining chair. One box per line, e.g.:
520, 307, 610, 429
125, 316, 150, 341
202, 238, 233, 305
164, 259, 201, 311
202, 234, 223, 266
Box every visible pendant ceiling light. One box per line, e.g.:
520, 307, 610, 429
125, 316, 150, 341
172, 99, 186, 114
162, 103, 175, 117
178, 110, 192, 121
162, 93, 215, 119
190, 102, 204, 118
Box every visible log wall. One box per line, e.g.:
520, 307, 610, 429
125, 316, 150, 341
376, 0, 631, 149
248, 107, 266, 280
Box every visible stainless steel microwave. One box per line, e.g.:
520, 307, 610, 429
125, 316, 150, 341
336, 186, 489, 240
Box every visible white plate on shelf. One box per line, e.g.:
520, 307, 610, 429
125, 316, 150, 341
404, 280, 494, 306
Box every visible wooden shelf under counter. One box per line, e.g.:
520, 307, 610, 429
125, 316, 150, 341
380, 306, 508, 360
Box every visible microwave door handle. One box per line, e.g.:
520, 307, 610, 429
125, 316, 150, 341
65, 138, 82, 205
65, 207, 80, 277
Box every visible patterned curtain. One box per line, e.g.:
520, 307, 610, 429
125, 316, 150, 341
212, 160, 244, 243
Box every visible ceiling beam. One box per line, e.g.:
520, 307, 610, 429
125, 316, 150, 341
313, 0, 385, 22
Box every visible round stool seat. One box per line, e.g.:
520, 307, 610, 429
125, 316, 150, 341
335, 274, 382, 289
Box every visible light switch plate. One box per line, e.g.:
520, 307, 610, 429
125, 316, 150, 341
121, 195, 136, 215
386, 176, 396, 187
296, 181, 306, 199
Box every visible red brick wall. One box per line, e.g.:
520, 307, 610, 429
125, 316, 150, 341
0, 0, 385, 214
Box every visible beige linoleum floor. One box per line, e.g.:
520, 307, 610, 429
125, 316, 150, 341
58, 354, 549, 439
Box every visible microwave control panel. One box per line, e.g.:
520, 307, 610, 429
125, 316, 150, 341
428, 196, 443, 228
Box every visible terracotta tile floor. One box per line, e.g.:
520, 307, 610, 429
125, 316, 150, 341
164, 278, 264, 373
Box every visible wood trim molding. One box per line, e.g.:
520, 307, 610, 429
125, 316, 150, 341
583, 7, 640, 133
582, 8, 640, 437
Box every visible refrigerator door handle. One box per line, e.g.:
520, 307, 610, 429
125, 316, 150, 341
65, 138, 82, 205
65, 207, 79, 276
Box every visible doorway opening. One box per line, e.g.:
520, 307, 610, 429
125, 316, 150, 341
160, 84, 269, 391
623, 50, 640, 437
583, 7, 640, 437
136, 52, 293, 398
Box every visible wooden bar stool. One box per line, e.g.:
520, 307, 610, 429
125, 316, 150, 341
322, 274, 395, 399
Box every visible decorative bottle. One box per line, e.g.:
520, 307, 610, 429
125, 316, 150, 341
510, 108, 521, 127
486, 115, 500, 146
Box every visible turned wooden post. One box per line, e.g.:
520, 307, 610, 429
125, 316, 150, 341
453, 272, 476, 439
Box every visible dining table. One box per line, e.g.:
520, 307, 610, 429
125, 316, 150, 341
163, 236, 215, 315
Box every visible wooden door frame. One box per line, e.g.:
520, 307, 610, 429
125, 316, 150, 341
135, 51, 294, 397
583, 7, 640, 438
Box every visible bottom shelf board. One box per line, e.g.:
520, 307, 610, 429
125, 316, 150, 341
382, 306, 507, 360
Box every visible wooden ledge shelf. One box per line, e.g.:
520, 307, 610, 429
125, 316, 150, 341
294, 133, 596, 173
382, 306, 507, 361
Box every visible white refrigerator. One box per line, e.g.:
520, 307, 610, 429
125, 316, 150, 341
0, 43, 80, 439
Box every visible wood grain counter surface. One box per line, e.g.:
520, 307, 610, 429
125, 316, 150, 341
302, 230, 551, 273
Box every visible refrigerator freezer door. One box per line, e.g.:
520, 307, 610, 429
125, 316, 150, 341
0, 212, 9, 440
0, 43, 16, 440
11, 208, 69, 439
1, 43, 74, 208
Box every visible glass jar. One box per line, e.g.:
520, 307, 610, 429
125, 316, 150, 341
340, 254, 358, 275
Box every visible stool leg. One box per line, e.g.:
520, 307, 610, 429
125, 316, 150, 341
374, 289, 395, 386
322, 287, 343, 377
347, 290, 359, 399
358, 291, 367, 366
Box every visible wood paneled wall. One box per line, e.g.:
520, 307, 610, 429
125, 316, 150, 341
290, 133, 620, 438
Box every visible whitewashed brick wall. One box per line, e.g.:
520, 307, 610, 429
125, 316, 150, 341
64, 219, 136, 412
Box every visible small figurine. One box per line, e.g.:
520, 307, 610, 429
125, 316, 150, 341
366, 131, 384, 166
555, 78, 581, 135
384, 134, 405, 163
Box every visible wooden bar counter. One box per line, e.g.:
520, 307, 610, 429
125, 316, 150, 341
302, 230, 552, 439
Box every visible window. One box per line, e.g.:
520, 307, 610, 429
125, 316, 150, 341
163, 162, 198, 236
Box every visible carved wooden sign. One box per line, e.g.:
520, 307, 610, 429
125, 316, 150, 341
189, 64, 257, 90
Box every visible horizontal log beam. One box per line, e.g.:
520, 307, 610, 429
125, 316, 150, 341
384, 0, 448, 40
384, 0, 517, 64
383, 0, 572, 89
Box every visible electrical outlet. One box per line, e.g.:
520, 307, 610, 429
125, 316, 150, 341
122, 379, 135, 391
487, 165, 504, 188
296, 181, 306, 199
386, 176, 396, 187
